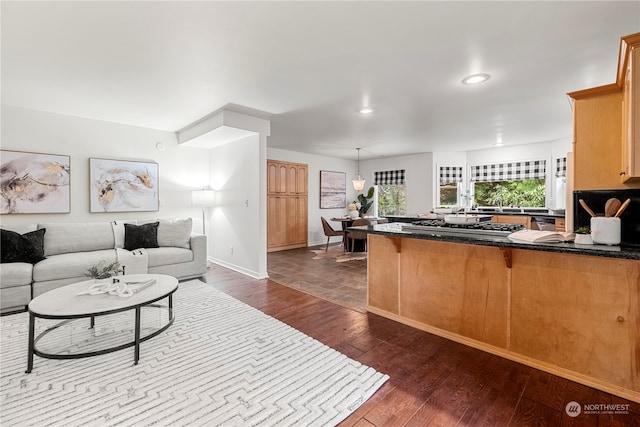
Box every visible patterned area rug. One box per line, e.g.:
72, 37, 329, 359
0, 280, 388, 427
311, 245, 367, 262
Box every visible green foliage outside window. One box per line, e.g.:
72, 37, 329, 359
378, 185, 406, 215
474, 179, 546, 207
439, 183, 458, 206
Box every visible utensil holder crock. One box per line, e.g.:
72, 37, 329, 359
590, 217, 621, 245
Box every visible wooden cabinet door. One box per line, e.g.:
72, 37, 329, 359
267, 161, 288, 194
621, 44, 640, 182
267, 196, 288, 248
267, 160, 309, 251
296, 165, 308, 194
293, 196, 308, 244
285, 164, 308, 194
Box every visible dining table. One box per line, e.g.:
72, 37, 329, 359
331, 217, 386, 252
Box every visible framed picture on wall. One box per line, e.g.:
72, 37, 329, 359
320, 170, 346, 209
0, 149, 71, 214
89, 158, 159, 212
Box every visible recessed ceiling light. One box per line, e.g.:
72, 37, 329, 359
359, 107, 374, 114
462, 73, 490, 85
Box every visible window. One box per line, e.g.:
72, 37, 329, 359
437, 166, 463, 207
470, 160, 547, 208
378, 184, 406, 215
439, 183, 459, 206
473, 179, 546, 207
374, 169, 406, 215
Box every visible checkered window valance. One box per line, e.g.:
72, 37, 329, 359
439, 166, 463, 185
555, 157, 567, 178
374, 169, 406, 185
470, 160, 546, 182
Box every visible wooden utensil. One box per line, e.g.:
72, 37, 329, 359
579, 199, 596, 217
614, 198, 631, 218
604, 198, 621, 217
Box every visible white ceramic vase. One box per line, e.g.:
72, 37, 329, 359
349, 210, 359, 219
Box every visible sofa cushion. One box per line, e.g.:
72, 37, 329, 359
124, 222, 159, 250
111, 219, 138, 249
1, 228, 46, 264
157, 218, 192, 249
145, 247, 193, 267
33, 249, 117, 283
0, 262, 33, 288
39, 222, 115, 256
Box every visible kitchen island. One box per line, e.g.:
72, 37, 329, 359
361, 223, 640, 403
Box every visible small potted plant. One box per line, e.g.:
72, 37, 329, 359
86, 260, 121, 283
574, 226, 592, 245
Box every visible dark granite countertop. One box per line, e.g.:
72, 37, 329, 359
352, 223, 640, 261
384, 210, 565, 221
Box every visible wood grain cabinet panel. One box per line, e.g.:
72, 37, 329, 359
621, 42, 640, 182
398, 239, 509, 348
267, 160, 308, 251
510, 250, 640, 393
367, 235, 400, 314
367, 234, 640, 402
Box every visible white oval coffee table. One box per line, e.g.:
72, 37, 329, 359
26, 274, 178, 373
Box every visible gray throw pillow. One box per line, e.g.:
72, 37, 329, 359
156, 218, 192, 249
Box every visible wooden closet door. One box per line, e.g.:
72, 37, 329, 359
267, 160, 308, 251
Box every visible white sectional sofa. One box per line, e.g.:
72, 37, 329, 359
0, 218, 207, 314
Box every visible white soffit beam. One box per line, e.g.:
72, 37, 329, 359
177, 109, 268, 149
180, 125, 257, 149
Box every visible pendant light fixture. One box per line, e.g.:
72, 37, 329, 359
352, 147, 365, 191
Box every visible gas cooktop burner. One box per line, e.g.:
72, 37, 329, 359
402, 219, 525, 236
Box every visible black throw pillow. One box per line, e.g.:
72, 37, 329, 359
124, 222, 159, 251
0, 228, 47, 264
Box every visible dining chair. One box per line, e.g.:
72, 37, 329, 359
321, 217, 344, 252
346, 218, 370, 253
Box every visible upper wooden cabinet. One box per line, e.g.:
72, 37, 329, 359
267, 160, 308, 194
621, 38, 640, 182
568, 32, 640, 189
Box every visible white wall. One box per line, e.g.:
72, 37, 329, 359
209, 134, 265, 277
1, 105, 210, 229
361, 153, 434, 215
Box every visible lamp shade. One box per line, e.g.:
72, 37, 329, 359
352, 175, 366, 191
191, 189, 215, 206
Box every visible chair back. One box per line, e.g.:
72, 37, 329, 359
351, 218, 370, 227
321, 217, 341, 236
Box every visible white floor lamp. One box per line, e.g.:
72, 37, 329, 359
191, 189, 215, 234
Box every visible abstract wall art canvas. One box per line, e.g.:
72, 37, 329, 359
320, 170, 346, 209
90, 158, 159, 213
0, 150, 71, 214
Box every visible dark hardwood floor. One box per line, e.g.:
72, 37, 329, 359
201, 259, 640, 426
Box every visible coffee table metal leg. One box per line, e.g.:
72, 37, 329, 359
134, 307, 141, 365
26, 313, 35, 373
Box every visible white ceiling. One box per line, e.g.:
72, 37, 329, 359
2, 1, 638, 160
